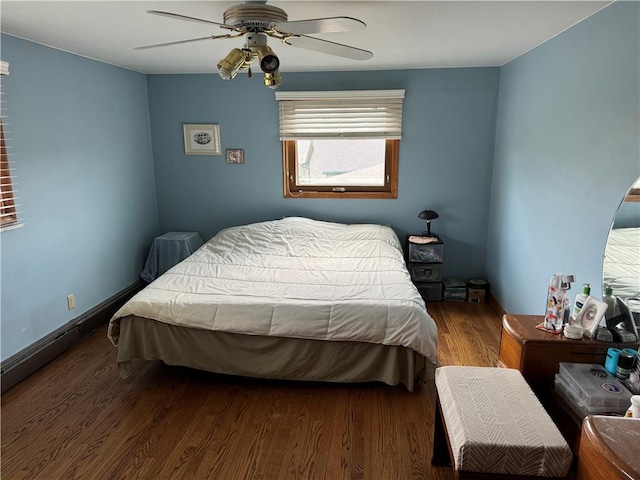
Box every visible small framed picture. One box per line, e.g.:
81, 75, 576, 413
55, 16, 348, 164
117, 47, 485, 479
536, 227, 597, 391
226, 149, 244, 164
183, 124, 221, 155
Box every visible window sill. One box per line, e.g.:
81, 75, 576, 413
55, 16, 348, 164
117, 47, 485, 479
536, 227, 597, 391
284, 190, 397, 199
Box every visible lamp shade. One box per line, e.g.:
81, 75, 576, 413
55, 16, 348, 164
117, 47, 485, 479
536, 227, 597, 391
418, 209, 439, 221
418, 209, 439, 237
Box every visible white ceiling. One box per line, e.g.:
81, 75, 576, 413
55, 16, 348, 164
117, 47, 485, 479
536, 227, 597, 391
1, 1, 611, 74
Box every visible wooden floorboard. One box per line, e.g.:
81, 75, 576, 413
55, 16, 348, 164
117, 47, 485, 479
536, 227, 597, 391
1, 301, 502, 480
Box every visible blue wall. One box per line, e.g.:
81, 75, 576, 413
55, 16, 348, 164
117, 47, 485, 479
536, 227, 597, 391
486, 1, 640, 313
147, 68, 500, 280
0, 35, 159, 360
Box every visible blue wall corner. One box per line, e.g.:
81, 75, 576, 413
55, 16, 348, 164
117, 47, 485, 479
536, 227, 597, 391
0, 34, 159, 360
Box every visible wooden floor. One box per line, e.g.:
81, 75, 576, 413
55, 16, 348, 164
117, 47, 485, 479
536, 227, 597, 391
1, 302, 503, 480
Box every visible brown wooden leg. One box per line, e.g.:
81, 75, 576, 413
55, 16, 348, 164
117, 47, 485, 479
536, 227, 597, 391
431, 393, 451, 466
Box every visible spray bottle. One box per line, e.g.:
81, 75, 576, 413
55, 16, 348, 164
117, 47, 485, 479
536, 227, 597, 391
544, 272, 575, 332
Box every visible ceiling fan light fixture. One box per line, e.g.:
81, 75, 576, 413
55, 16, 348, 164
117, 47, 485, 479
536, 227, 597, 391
256, 45, 280, 73
139, 5, 371, 87
264, 70, 282, 89
217, 48, 247, 80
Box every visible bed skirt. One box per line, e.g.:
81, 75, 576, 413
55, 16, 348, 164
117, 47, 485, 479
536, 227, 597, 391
114, 315, 435, 392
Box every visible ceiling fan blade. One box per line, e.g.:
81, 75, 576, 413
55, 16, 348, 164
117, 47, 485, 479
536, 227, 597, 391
147, 10, 231, 28
284, 36, 373, 61
132, 36, 214, 50
274, 17, 366, 35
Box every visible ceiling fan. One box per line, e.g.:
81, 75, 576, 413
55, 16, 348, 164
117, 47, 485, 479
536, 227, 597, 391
134, 1, 373, 88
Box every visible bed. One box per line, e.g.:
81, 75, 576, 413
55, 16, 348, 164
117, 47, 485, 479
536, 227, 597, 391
603, 227, 640, 300
108, 217, 438, 390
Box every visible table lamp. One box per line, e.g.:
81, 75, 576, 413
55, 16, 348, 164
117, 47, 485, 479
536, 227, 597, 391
418, 209, 439, 237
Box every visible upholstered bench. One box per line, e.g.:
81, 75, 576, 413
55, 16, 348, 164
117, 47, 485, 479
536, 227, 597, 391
432, 366, 572, 479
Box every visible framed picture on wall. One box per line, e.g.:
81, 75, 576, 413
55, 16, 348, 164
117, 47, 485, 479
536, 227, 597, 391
226, 149, 244, 164
183, 124, 221, 155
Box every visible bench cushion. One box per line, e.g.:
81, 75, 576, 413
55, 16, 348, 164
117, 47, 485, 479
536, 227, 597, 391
435, 366, 572, 477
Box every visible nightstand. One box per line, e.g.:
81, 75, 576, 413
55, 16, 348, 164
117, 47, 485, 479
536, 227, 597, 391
406, 235, 443, 301
140, 232, 204, 282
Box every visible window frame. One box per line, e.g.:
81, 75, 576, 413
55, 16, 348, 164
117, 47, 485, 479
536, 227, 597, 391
277, 89, 404, 200
282, 139, 399, 199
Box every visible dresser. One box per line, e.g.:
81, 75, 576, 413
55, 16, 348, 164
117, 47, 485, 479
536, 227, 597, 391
498, 314, 637, 401
576, 416, 640, 480
498, 314, 639, 450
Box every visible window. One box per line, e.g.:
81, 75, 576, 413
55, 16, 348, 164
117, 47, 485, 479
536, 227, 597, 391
277, 90, 404, 199
626, 178, 640, 202
0, 61, 19, 230
0, 120, 17, 227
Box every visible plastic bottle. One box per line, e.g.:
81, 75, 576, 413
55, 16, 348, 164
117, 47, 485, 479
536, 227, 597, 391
571, 283, 591, 322
603, 284, 619, 321
615, 351, 635, 381
544, 271, 565, 331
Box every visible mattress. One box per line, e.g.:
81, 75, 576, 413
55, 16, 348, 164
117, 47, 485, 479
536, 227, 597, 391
108, 217, 438, 385
603, 227, 640, 299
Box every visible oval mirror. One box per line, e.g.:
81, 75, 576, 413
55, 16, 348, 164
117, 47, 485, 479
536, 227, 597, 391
602, 177, 640, 304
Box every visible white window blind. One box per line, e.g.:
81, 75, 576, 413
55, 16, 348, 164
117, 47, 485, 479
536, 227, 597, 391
1, 60, 22, 231
276, 90, 405, 140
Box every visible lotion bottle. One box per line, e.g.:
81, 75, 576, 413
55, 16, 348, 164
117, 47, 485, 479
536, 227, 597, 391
571, 283, 590, 323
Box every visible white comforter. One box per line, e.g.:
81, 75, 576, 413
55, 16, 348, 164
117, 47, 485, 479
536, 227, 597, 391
109, 217, 438, 363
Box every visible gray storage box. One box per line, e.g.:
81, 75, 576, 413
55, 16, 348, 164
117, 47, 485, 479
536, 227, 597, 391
408, 242, 444, 263
410, 263, 442, 282
554, 374, 629, 417
443, 277, 467, 301
417, 282, 443, 302
558, 362, 632, 408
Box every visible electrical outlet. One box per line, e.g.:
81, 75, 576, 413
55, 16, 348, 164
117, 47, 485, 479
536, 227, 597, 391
67, 294, 75, 310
